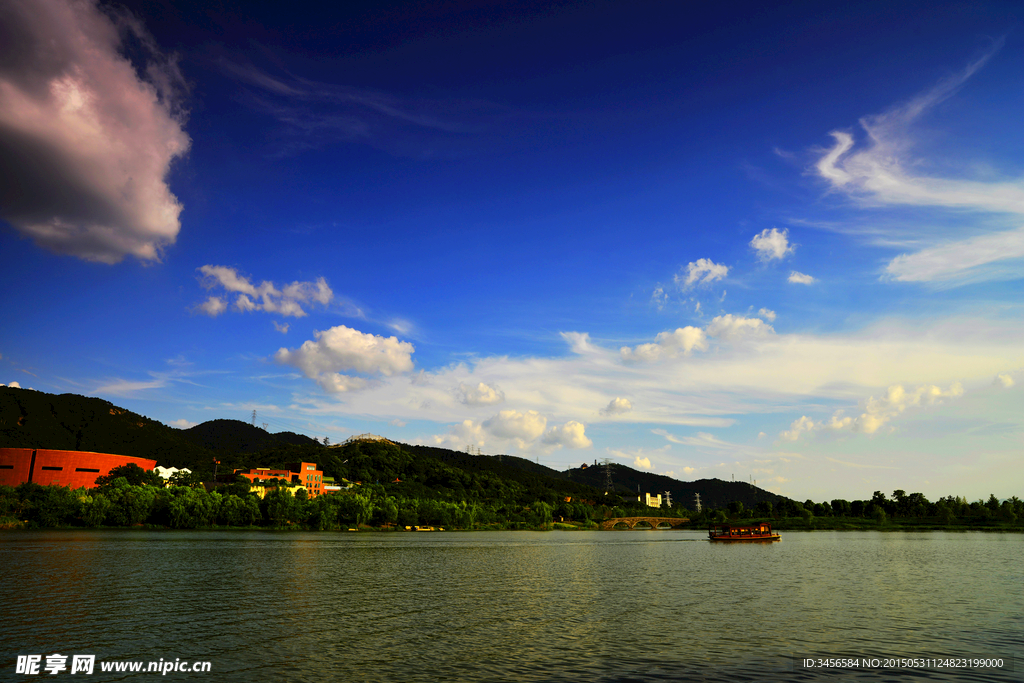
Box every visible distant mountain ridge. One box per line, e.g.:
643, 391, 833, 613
180, 419, 319, 454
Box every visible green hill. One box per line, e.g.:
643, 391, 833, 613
0, 387, 787, 513
0, 386, 214, 468
181, 419, 320, 454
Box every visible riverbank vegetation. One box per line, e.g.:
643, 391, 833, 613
692, 490, 1024, 531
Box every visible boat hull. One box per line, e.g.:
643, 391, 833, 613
708, 534, 780, 542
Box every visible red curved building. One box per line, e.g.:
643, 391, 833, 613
0, 448, 157, 489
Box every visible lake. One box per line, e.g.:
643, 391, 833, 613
1, 529, 1019, 681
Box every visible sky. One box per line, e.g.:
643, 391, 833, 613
2, 0, 1023, 502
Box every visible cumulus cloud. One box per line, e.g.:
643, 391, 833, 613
706, 314, 774, 341
633, 456, 652, 470
994, 373, 1015, 388
601, 397, 632, 415
758, 308, 777, 322
675, 258, 728, 289
275, 325, 414, 393
457, 382, 505, 406
788, 271, 816, 284
197, 266, 333, 318
168, 419, 196, 429
273, 321, 289, 334
429, 410, 590, 452
541, 420, 593, 449
196, 297, 226, 317
0, 0, 190, 263
621, 326, 707, 362
750, 228, 794, 262
2, 381, 22, 388
781, 382, 964, 440
482, 410, 547, 442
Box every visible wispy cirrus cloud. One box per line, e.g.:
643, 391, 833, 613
217, 59, 506, 157
812, 39, 1024, 285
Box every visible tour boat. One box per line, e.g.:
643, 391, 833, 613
708, 522, 780, 542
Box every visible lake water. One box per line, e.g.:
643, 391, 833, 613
1, 529, 1019, 682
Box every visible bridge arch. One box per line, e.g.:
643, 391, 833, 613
600, 516, 690, 531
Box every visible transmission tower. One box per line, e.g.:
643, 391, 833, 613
663, 491, 672, 507
694, 493, 702, 513
251, 409, 257, 426
262, 422, 268, 431
601, 458, 614, 492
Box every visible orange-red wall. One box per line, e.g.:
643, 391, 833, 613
0, 448, 157, 489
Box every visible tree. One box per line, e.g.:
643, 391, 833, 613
95, 463, 163, 488
262, 487, 298, 526
169, 470, 203, 488
102, 479, 156, 526
167, 487, 217, 528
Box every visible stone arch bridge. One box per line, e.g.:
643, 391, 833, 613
601, 516, 690, 530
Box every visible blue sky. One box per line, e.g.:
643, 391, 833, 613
2, 0, 1023, 501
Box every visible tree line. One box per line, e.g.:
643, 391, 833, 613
687, 489, 1022, 528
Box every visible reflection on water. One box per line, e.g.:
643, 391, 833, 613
1, 530, 1019, 682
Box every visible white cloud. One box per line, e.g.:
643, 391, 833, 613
812, 42, 1024, 284
198, 266, 333, 318
482, 410, 547, 442
750, 227, 794, 262
651, 286, 668, 310
386, 318, 414, 335
197, 297, 227, 316
621, 326, 707, 362
706, 314, 774, 341
788, 271, 816, 284
633, 456, 652, 470
2, 381, 22, 388
282, 316, 1022, 445
273, 321, 289, 334
781, 382, 964, 440
675, 258, 728, 289
994, 373, 1015, 388
758, 308, 776, 322
315, 373, 369, 393
0, 0, 189, 263
93, 378, 165, 396
652, 429, 733, 449
275, 325, 414, 393
561, 331, 596, 354
884, 226, 1024, 283
457, 382, 505, 406
601, 397, 632, 415
542, 420, 593, 449
428, 410, 591, 452
168, 419, 196, 429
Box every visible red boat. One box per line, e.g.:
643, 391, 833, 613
708, 522, 781, 542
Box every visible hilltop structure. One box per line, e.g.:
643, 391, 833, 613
338, 433, 393, 446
